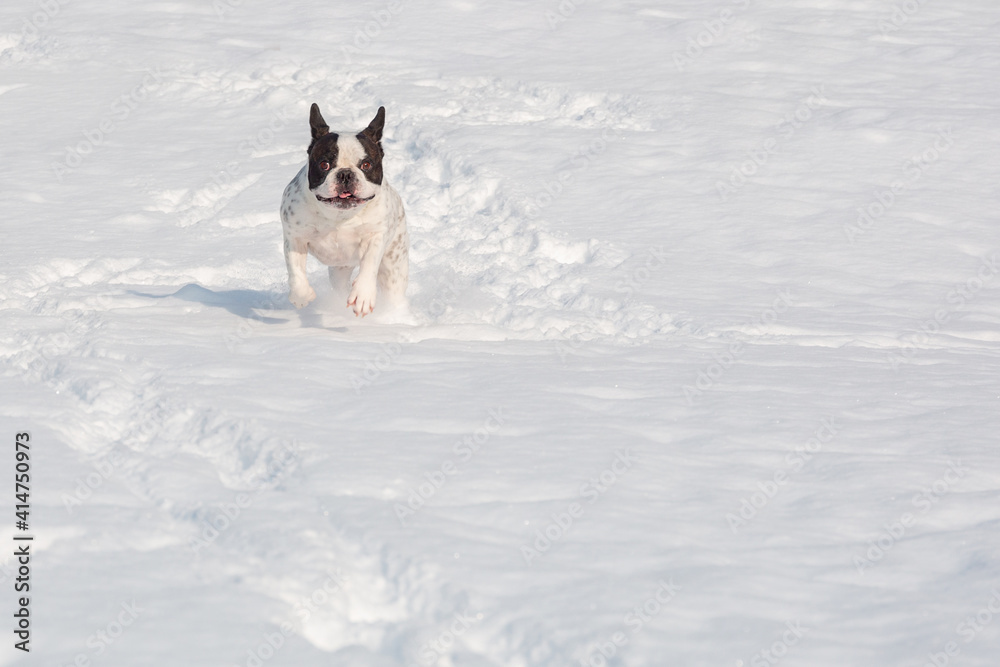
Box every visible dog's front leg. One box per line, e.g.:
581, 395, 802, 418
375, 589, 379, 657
284, 236, 316, 308
348, 232, 385, 317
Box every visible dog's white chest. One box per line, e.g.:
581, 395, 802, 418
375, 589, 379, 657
306, 226, 363, 266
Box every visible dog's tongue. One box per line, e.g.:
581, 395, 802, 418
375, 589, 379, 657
338, 192, 352, 199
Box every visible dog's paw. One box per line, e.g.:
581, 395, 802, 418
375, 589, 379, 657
347, 281, 377, 317
289, 286, 317, 309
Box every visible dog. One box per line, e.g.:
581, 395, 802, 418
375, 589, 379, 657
279, 104, 408, 316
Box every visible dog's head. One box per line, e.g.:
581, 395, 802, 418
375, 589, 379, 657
306, 104, 385, 210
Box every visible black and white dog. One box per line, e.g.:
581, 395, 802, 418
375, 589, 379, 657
279, 104, 408, 316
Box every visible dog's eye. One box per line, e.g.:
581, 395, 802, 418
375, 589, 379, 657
319, 161, 331, 171
360, 160, 372, 171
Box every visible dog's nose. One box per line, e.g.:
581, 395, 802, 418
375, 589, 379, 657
335, 169, 354, 187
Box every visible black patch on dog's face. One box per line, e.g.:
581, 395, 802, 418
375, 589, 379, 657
356, 106, 386, 186
355, 132, 383, 186
307, 103, 338, 190
308, 134, 339, 190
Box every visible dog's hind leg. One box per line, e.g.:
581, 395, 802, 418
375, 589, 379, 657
377, 230, 409, 306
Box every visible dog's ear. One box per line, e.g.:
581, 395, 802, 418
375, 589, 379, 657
362, 106, 386, 144
309, 103, 329, 141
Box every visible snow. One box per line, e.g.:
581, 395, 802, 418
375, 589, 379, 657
2, 0, 1000, 665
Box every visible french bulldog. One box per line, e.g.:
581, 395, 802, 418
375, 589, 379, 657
279, 104, 408, 316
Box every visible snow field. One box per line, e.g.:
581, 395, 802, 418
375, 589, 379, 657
1, 0, 1000, 665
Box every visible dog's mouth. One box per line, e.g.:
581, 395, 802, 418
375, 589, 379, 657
315, 192, 373, 208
